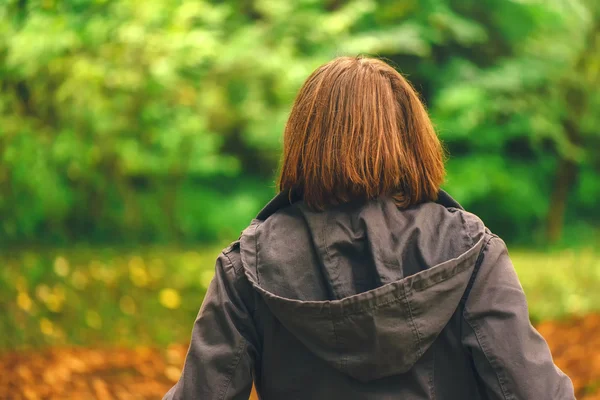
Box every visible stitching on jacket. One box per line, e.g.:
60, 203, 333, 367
220, 248, 262, 369
323, 213, 344, 299
223, 240, 240, 256
404, 281, 423, 359
330, 307, 343, 371
253, 223, 260, 285
218, 338, 248, 400
221, 247, 262, 362
412, 254, 477, 292
465, 317, 513, 400
223, 250, 258, 315
336, 290, 407, 317
223, 246, 242, 274
429, 345, 436, 400
460, 234, 495, 305
223, 241, 243, 273
463, 236, 514, 400
460, 234, 492, 307
336, 319, 347, 371
457, 210, 475, 252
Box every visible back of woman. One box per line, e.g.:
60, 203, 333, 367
164, 57, 575, 400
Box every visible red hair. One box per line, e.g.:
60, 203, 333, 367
277, 56, 445, 210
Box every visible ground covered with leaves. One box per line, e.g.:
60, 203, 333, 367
1, 314, 598, 400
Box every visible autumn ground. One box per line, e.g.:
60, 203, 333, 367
1, 315, 599, 400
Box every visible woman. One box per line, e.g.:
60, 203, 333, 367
164, 56, 574, 399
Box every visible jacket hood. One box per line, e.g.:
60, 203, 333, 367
240, 191, 486, 382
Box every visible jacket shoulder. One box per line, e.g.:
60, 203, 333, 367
217, 240, 258, 313
427, 202, 488, 247
222, 240, 243, 274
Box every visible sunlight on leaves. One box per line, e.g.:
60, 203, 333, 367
43, 285, 66, 313
45, 294, 64, 313
89, 261, 105, 281
17, 292, 32, 312
16, 276, 27, 292
40, 318, 54, 336
129, 257, 149, 287
53, 256, 70, 277
149, 258, 166, 280
159, 288, 181, 310
200, 270, 214, 289
86, 311, 102, 329
35, 284, 51, 302
119, 296, 137, 315
71, 270, 89, 290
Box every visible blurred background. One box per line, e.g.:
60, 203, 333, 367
0, 0, 599, 399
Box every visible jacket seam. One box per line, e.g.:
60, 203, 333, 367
404, 282, 423, 358
462, 235, 514, 400
457, 210, 475, 251
330, 307, 344, 371
460, 234, 496, 306
460, 233, 493, 308
464, 316, 513, 400
323, 213, 344, 299
412, 254, 477, 292
254, 224, 260, 285
218, 338, 248, 400
223, 240, 240, 256
429, 346, 436, 400
336, 291, 407, 317
222, 250, 258, 315
222, 250, 241, 276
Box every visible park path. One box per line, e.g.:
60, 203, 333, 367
1, 314, 598, 399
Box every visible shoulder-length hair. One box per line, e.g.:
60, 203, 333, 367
277, 56, 445, 210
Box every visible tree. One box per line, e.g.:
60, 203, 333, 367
428, 0, 600, 243
0, 0, 597, 244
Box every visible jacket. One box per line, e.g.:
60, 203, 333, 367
164, 190, 575, 400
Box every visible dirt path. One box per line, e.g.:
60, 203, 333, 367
1, 315, 598, 399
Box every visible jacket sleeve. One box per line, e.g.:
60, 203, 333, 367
462, 235, 575, 400
163, 249, 259, 400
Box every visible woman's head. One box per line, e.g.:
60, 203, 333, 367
277, 56, 445, 210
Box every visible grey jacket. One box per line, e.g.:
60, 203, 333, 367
164, 191, 574, 400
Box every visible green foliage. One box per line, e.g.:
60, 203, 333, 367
512, 248, 600, 323
2, 246, 598, 349
432, 0, 600, 243
0, 0, 598, 244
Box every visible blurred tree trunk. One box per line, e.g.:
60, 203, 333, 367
547, 105, 583, 244
161, 176, 182, 242
547, 158, 577, 243
546, 14, 599, 244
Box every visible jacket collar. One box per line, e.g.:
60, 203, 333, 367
255, 189, 464, 221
